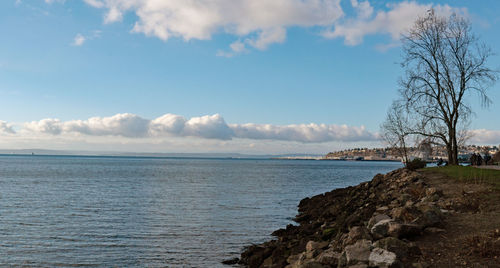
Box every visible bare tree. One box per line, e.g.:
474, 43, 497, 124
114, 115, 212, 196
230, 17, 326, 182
381, 101, 412, 165
399, 10, 498, 165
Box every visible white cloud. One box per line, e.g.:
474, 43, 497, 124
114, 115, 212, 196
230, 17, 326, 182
322, 1, 466, 46
24, 119, 63, 135
80, 0, 343, 54
470, 129, 500, 145
51, 1, 469, 53
0, 121, 16, 134
231, 123, 377, 142
17, 113, 377, 143
72, 33, 86, 46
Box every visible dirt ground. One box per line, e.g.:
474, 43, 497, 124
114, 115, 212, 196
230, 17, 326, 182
413, 171, 500, 267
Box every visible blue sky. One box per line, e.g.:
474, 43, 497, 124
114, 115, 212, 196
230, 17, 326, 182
0, 0, 499, 154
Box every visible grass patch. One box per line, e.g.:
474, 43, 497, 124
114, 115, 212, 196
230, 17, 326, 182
423, 166, 500, 190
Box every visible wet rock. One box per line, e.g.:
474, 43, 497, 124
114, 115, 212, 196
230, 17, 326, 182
369, 247, 397, 268
222, 257, 240, 265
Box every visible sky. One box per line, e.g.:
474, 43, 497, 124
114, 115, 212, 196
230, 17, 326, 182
0, 0, 499, 154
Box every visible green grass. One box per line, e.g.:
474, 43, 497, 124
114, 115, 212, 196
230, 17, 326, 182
423, 166, 500, 190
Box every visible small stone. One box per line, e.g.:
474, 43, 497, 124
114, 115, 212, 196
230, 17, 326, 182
369, 247, 397, 268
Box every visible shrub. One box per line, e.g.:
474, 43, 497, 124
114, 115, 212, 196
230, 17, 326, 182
493, 151, 500, 165
406, 158, 427, 171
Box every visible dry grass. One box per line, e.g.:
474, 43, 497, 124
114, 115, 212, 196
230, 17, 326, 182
423, 166, 500, 190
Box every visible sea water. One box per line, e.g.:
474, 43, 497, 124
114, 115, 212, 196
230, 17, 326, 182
0, 155, 402, 267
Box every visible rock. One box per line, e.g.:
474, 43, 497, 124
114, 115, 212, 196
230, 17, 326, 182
387, 222, 422, 238
373, 237, 410, 258
412, 262, 429, 268
221, 257, 239, 265
425, 187, 443, 197
316, 249, 341, 266
423, 227, 445, 234
344, 239, 372, 265
376, 206, 390, 212
416, 203, 443, 227
287, 252, 306, 266
306, 241, 329, 252
305, 240, 329, 258
368, 214, 391, 229
369, 247, 398, 268
344, 226, 372, 246
371, 219, 393, 239
300, 261, 325, 268
347, 264, 368, 268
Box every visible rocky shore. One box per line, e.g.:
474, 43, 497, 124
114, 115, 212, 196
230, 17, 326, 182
234, 168, 500, 267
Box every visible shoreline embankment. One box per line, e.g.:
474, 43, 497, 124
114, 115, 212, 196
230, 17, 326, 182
232, 167, 500, 267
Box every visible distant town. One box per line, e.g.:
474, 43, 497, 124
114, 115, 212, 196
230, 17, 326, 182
275, 144, 500, 162
324, 144, 499, 162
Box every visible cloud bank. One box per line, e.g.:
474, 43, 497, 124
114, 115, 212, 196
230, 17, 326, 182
17, 113, 378, 143
73, 0, 465, 54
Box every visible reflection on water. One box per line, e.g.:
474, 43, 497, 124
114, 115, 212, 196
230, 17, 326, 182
0, 156, 402, 267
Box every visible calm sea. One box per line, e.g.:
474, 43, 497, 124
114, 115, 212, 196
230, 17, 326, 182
0, 155, 402, 267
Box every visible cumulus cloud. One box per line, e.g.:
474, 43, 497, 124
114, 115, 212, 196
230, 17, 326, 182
51, 1, 468, 53
72, 33, 86, 46
0, 121, 16, 134
322, 1, 466, 46
77, 0, 343, 54
231, 123, 377, 142
17, 113, 377, 143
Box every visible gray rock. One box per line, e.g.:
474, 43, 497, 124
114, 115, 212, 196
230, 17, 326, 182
387, 222, 421, 238
315, 249, 341, 266
344, 226, 372, 246
416, 203, 443, 227
371, 219, 393, 239
373, 237, 410, 258
344, 239, 372, 265
368, 214, 392, 229
369, 247, 397, 268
